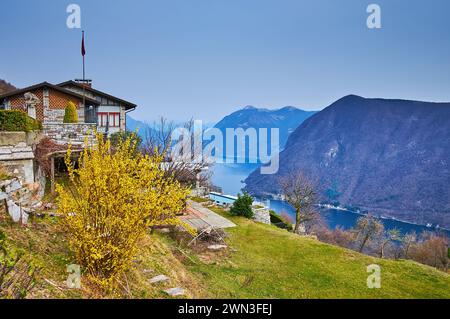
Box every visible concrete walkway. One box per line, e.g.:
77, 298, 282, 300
181, 200, 236, 230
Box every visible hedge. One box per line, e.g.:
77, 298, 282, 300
0, 110, 42, 132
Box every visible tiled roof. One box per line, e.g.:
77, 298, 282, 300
0, 82, 100, 105
57, 80, 137, 110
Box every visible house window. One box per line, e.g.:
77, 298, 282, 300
1, 99, 10, 110
98, 112, 120, 127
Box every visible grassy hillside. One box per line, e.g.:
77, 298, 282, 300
1, 203, 449, 299
0, 214, 202, 299
180, 205, 450, 299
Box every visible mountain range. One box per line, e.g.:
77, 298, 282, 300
214, 105, 315, 151
244, 95, 450, 229
0, 79, 16, 94
4, 77, 448, 228
126, 106, 315, 159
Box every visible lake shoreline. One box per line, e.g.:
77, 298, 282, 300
211, 162, 450, 236
315, 203, 450, 233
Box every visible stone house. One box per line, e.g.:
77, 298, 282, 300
0, 81, 138, 223
0, 80, 137, 139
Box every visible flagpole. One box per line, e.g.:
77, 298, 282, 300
82, 30, 85, 110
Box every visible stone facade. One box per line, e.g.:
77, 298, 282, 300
1, 81, 135, 139
5, 87, 86, 123
43, 123, 97, 145
43, 104, 85, 123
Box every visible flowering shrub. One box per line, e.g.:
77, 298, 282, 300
56, 133, 191, 289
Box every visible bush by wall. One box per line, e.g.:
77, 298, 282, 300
230, 193, 254, 218
269, 210, 293, 231
0, 110, 42, 132
63, 101, 78, 123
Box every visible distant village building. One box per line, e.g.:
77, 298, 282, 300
209, 192, 271, 224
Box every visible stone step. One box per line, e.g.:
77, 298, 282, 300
149, 274, 169, 284
207, 244, 228, 251
164, 287, 185, 297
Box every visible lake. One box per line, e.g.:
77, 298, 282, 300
210, 162, 450, 237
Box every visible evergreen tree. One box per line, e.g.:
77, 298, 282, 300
230, 192, 254, 218
63, 101, 78, 123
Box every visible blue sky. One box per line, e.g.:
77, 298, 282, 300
1, 0, 450, 122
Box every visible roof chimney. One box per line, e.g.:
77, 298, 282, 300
74, 79, 92, 88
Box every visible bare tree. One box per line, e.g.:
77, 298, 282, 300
313, 225, 355, 249
142, 116, 212, 187
410, 233, 449, 272
354, 215, 384, 253
280, 172, 318, 234
401, 232, 417, 259
379, 228, 401, 258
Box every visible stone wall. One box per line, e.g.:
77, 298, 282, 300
190, 186, 209, 197
43, 123, 97, 145
43, 107, 85, 123
0, 131, 45, 224
252, 206, 271, 224
0, 177, 43, 224
0, 131, 38, 184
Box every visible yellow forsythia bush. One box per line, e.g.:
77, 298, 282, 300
56, 133, 191, 288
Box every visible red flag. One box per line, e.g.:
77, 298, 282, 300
81, 31, 86, 56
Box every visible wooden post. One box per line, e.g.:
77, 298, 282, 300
50, 156, 55, 195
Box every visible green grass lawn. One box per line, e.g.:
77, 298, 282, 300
1, 197, 448, 299
182, 206, 450, 299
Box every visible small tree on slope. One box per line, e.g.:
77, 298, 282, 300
230, 193, 254, 218
280, 172, 318, 234
56, 133, 192, 291
63, 101, 78, 123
